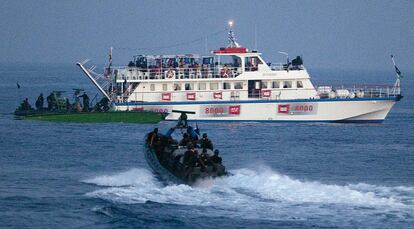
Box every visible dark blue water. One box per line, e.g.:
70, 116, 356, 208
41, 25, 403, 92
1, 63, 413, 228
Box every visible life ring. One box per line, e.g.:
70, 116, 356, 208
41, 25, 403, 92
167, 69, 175, 79
220, 68, 229, 78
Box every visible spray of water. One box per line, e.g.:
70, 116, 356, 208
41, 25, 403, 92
83, 167, 414, 223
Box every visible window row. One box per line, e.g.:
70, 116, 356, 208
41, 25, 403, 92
266, 80, 304, 89
148, 80, 305, 91
149, 82, 245, 91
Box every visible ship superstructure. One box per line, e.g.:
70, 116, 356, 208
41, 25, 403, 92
78, 22, 402, 123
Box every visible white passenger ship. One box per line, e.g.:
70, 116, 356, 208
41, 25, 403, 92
78, 22, 402, 123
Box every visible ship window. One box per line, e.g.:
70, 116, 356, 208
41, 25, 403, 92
297, 81, 303, 88
223, 82, 231, 90
234, 82, 243, 89
210, 82, 219, 90
272, 81, 280, 88
283, 81, 292, 88
150, 84, 155, 91
198, 82, 206, 90
174, 83, 181, 91
245, 57, 263, 72
185, 83, 194, 90
261, 81, 268, 89
162, 84, 168, 91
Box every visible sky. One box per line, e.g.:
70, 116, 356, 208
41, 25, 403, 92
0, 0, 413, 71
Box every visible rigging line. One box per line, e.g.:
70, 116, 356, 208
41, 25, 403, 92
113, 29, 226, 52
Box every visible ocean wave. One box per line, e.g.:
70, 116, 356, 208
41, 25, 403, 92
84, 167, 414, 222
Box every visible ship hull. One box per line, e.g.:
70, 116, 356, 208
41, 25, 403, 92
115, 98, 396, 123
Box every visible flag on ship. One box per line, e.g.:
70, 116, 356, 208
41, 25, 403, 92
391, 55, 403, 78
394, 65, 401, 76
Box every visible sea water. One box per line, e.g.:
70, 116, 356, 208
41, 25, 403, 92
0, 63, 413, 228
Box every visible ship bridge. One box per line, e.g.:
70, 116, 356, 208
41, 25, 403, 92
212, 46, 271, 74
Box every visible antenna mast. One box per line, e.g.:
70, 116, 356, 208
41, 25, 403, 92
254, 23, 257, 50
227, 20, 240, 48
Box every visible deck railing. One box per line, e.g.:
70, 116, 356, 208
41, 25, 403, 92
111, 65, 244, 81
109, 62, 307, 81
270, 63, 305, 71
316, 85, 401, 99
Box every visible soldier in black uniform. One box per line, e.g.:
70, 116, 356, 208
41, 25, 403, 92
210, 149, 222, 164
46, 93, 56, 111
79, 92, 90, 112
21, 98, 32, 111
147, 128, 159, 147
35, 93, 44, 111
199, 133, 213, 150
198, 148, 211, 171
177, 112, 188, 127
95, 97, 110, 112
66, 98, 72, 111
183, 144, 198, 168
179, 133, 191, 147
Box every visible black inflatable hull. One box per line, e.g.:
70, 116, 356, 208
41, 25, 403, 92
144, 145, 184, 184
144, 142, 228, 185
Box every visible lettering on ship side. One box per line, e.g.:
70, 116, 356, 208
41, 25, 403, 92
145, 105, 172, 113
200, 105, 241, 117
277, 103, 318, 115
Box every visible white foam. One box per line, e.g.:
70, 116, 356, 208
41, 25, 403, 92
219, 168, 405, 207
84, 167, 414, 222
83, 168, 159, 187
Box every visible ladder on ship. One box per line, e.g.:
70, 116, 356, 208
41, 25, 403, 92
120, 82, 140, 102
77, 60, 112, 100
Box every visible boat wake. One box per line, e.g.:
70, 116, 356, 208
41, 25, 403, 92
83, 167, 414, 224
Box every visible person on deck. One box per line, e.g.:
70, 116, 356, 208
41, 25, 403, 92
183, 144, 198, 168
210, 150, 222, 164
46, 93, 56, 111
199, 133, 213, 150
183, 145, 201, 181
35, 93, 44, 111
95, 97, 110, 112
22, 98, 32, 111
179, 133, 191, 147
65, 98, 72, 111
198, 148, 211, 171
177, 112, 188, 127
147, 128, 159, 147
186, 126, 199, 145
78, 92, 90, 112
